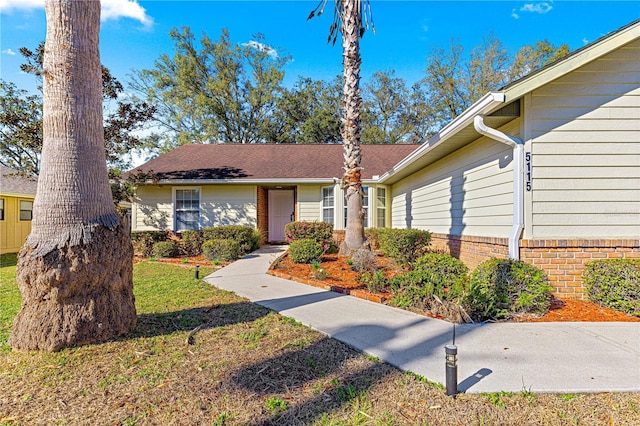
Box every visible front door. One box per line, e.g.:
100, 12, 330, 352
268, 190, 294, 242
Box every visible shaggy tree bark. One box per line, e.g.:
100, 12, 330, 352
340, 0, 368, 254
9, 0, 136, 352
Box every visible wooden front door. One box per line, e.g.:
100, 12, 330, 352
268, 190, 294, 242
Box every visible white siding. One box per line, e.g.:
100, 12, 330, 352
201, 185, 256, 228
132, 184, 257, 231
132, 186, 173, 231
391, 133, 514, 238
297, 184, 322, 222
528, 39, 640, 239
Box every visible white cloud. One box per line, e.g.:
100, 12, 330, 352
2, 48, 16, 55
0, 0, 153, 27
511, 9, 520, 19
520, 2, 553, 14
101, 0, 153, 28
0, 0, 42, 11
582, 38, 589, 45
242, 41, 279, 59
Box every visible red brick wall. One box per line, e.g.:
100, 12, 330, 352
429, 233, 509, 270
520, 239, 640, 300
416, 233, 639, 300
257, 186, 268, 241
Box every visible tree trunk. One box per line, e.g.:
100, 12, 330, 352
9, 0, 136, 352
340, 0, 368, 254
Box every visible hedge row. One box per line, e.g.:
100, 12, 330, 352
132, 225, 262, 262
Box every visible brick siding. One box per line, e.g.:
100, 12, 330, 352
429, 233, 510, 270
257, 186, 268, 241
520, 239, 640, 300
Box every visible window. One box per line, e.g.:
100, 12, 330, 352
376, 187, 386, 228
19, 200, 33, 221
322, 187, 334, 224
0, 199, 4, 221
175, 189, 200, 231
344, 186, 368, 228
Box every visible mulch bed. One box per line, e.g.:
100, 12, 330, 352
270, 253, 640, 323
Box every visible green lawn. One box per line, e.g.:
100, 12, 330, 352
1, 255, 639, 425
0, 253, 20, 351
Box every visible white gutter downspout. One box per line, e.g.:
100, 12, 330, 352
474, 115, 524, 260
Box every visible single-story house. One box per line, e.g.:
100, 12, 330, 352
0, 166, 37, 254
128, 144, 419, 241
130, 19, 640, 298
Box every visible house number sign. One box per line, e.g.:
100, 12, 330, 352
525, 152, 532, 192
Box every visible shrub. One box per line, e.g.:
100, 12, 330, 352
202, 226, 260, 255
583, 259, 640, 317
388, 270, 436, 309
131, 231, 170, 257
350, 249, 377, 272
413, 253, 469, 299
464, 258, 553, 321
289, 239, 324, 264
152, 241, 178, 258
285, 221, 334, 248
202, 239, 241, 262
360, 270, 388, 293
181, 230, 204, 256
377, 228, 431, 265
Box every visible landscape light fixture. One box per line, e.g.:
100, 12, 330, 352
445, 324, 458, 396
195, 264, 200, 279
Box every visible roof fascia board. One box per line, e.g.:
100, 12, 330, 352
143, 178, 338, 185
377, 92, 505, 183
0, 192, 36, 198
504, 21, 640, 101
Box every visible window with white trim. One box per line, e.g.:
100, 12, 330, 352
344, 186, 368, 228
376, 187, 386, 228
0, 199, 4, 221
175, 189, 200, 231
322, 187, 334, 224
19, 200, 33, 221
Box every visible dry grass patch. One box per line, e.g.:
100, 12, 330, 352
1, 255, 639, 425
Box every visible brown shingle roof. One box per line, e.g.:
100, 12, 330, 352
0, 166, 37, 196
129, 144, 420, 181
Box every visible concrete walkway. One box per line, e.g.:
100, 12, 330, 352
204, 245, 640, 394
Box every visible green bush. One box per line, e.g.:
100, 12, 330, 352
202, 239, 241, 262
202, 226, 260, 255
377, 228, 431, 265
464, 258, 553, 321
388, 270, 436, 308
413, 253, 469, 299
285, 221, 334, 248
289, 239, 324, 264
180, 230, 204, 256
131, 231, 170, 257
583, 259, 640, 317
360, 270, 388, 293
152, 241, 178, 258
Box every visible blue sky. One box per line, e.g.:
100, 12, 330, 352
1, 0, 639, 95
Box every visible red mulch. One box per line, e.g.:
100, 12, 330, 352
273, 254, 640, 323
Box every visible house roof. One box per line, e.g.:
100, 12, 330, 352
129, 144, 420, 184
0, 166, 37, 197
379, 19, 640, 185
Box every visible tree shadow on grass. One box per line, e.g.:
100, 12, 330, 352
232, 336, 396, 425
124, 301, 271, 340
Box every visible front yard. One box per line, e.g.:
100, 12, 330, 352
1, 253, 639, 425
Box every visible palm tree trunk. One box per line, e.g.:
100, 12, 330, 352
340, 0, 368, 253
9, 0, 136, 352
